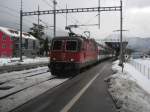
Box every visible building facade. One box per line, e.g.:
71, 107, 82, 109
0, 26, 39, 57
0, 30, 13, 57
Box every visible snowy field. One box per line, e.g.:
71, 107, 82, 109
0, 67, 68, 112
130, 58, 150, 79
106, 60, 150, 112
0, 57, 49, 66
134, 58, 150, 67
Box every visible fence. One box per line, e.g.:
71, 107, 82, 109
130, 59, 150, 80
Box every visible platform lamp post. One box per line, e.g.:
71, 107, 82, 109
114, 0, 124, 72
20, 0, 23, 61
113, 29, 128, 72
120, 0, 123, 72
53, 0, 57, 38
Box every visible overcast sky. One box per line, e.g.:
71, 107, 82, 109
1, 0, 150, 39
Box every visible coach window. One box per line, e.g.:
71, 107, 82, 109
53, 40, 62, 50
2, 34, 7, 40
66, 40, 77, 51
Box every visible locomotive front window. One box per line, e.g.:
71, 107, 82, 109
66, 41, 77, 51
52, 40, 62, 50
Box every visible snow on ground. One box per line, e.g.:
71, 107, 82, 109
0, 72, 52, 98
0, 67, 68, 112
0, 67, 48, 83
0, 57, 49, 66
106, 60, 150, 112
0, 78, 68, 112
134, 58, 150, 67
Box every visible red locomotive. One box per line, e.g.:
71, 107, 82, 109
48, 35, 99, 76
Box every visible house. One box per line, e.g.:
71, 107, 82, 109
0, 26, 39, 57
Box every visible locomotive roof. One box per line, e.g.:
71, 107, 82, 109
52, 36, 83, 41
52, 36, 96, 43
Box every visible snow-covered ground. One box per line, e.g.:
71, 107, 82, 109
134, 58, 150, 67
130, 58, 150, 79
0, 67, 68, 112
0, 57, 49, 66
106, 60, 150, 112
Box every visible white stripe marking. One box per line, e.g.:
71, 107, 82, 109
60, 72, 102, 112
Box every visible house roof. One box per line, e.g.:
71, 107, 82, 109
0, 26, 37, 40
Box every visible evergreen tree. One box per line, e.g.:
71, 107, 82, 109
28, 23, 45, 41
28, 23, 45, 56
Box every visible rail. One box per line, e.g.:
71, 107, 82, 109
0, 62, 48, 74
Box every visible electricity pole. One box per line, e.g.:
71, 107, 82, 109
53, 0, 57, 38
66, 4, 68, 27
120, 0, 123, 72
38, 5, 40, 39
20, 0, 23, 61
98, 0, 100, 29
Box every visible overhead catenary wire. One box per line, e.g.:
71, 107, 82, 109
0, 4, 38, 25
55, 2, 93, 33
0, 3, 50, 36
41, 0, 76, 24
39, 18, 65, 34
0, 9, 32, 24
0, 11, 32, 29
41, 0, 88, 32
41, 0, 78, 33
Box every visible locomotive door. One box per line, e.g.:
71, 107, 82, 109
61, 40, 66, 61
83, 41, 87, 62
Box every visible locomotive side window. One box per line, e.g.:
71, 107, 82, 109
66, 40, 77, 51
52, 40, 62, 50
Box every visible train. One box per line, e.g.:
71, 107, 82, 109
48, 35, 112, 76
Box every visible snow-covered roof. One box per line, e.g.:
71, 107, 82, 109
96, 40, 106, 46
0, 26, 37, 40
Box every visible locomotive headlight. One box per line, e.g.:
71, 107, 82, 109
52, 58, 56, 61
70, 58, 74, 62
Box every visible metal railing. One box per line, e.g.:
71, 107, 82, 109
130, 59, 150, 79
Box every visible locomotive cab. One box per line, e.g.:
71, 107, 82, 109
48, 35, 99, 76
49, 36, 82, 76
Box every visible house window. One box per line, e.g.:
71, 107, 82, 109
2, 44, 6, 49
33, 40, 36, 49
15, 44, 19, 50
10, 45, 13, 49
10, 36, 14, 41
25, 39, 28, 49
2, 34, 7, 40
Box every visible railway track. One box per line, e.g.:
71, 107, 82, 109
0, 62, 48, 74
0, 67, 69, 112
0, 67, 49, 85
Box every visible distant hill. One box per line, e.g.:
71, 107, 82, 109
105, 34, 150, 52
127, 37, 150, 52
